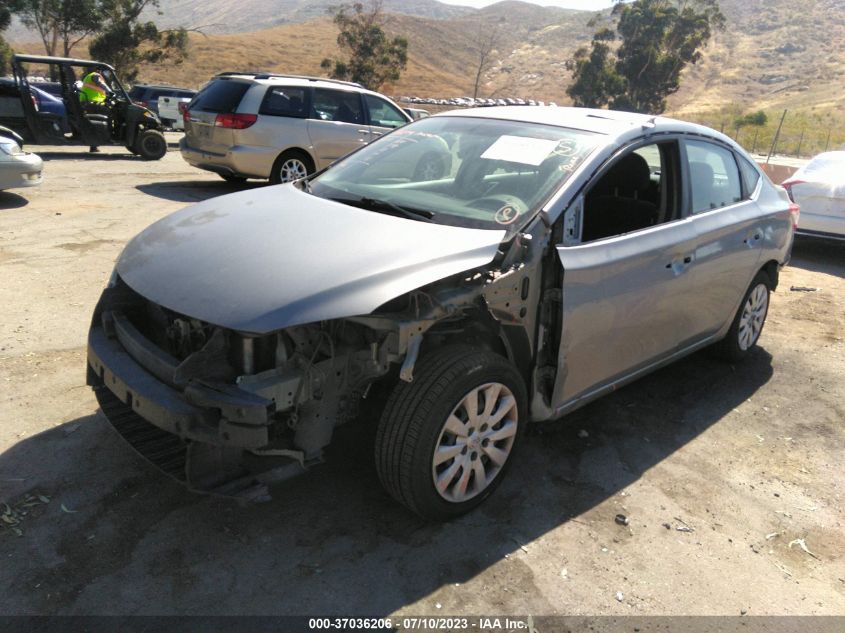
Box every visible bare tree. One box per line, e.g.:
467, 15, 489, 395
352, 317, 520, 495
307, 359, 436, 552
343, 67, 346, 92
469, 17, 503, 99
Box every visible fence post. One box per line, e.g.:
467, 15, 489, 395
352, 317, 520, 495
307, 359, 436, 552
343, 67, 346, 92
766, 109, 787, 165
796, 128, 805, 157
824, 128, 831, 152
752, 129, 759, 154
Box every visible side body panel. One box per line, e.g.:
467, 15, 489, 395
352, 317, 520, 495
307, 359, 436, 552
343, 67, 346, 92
553, 218, 698, 406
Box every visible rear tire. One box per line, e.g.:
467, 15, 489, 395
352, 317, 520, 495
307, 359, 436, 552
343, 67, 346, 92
713, 271, 771, 362
134, 129, 167, 160
269, 150, 313, 185
375, 345, 526, 521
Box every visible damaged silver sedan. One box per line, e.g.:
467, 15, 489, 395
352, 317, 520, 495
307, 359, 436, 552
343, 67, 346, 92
87, 107, 794, 520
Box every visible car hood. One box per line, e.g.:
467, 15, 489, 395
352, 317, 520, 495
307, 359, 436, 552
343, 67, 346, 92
117, 185, 506, 334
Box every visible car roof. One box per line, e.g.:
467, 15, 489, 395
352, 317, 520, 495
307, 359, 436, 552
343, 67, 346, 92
211, 72, 367, 92
436, 106, 732, 141
130, 84, 194, 91
13, 54, 116, 72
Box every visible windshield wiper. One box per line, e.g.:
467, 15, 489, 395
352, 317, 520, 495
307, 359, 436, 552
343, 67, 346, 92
335, 196, 434, 222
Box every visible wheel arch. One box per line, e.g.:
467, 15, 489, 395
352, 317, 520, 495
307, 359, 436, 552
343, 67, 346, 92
761, 259, 780, 291
416, 309, 532, 385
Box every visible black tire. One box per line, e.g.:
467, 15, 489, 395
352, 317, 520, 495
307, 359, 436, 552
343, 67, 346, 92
134, 129, 167, 160
269, 150, 313, 185
412, 152, 448, 181
220, 174, 247, 183
125, 144, 139, 156
375, 345, 527, 521
713, 271, 771, 362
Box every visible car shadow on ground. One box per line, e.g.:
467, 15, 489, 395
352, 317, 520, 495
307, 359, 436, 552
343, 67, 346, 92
789, 236, 845, 278
0, 347, 773, 615
135, 180, 265, 203
0, 191, 29, 209
36, 151, 149, 162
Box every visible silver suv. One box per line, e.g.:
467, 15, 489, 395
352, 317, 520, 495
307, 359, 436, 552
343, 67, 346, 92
180, 72, 415, 184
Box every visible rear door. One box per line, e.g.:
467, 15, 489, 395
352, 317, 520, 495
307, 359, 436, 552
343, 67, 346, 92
185, 79, 251, 155
306, 88, 369, 168
682, 139, 764, 342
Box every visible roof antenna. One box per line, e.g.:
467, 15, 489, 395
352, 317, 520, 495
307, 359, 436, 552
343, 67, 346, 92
642, 116, 657, 130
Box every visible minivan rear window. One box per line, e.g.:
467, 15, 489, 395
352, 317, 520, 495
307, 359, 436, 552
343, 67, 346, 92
190, 80, 250, 113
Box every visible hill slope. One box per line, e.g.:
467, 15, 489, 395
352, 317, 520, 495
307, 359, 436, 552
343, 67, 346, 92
8, 0, 845, 152
149, 0, 474, 33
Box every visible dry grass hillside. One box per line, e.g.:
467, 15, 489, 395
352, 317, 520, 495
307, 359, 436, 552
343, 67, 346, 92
10, 0, 845, 154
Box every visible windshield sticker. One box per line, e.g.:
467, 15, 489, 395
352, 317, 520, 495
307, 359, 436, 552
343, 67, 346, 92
481, 135, 562, 166
494, 205, 521, 225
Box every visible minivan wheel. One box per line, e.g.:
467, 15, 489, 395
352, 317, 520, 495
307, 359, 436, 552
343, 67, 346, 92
134, 129, 167, 160
412, 152, 447, 181
270, 150, 313, 184
714, 271, 771, 362
375, 346, 526, 521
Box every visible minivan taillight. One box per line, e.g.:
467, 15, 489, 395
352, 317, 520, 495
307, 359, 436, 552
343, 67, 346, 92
214, 113, 257, 129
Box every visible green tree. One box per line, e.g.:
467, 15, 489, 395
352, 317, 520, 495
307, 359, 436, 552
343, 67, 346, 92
0, 0, 15, 74
567, 0, 725, 114
88, 0, 186, 82
14, 0, 102, 57
734, 110, 767, 128
320, 0, 408, 91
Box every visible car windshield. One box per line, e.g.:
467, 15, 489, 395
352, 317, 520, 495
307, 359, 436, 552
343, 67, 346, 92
309, 116, 598, 232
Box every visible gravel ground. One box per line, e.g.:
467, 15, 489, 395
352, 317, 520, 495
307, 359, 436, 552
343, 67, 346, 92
0, 141, 843, 617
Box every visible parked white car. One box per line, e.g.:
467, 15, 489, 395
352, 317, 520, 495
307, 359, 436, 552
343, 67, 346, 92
158, 95, 194, 131
783, 151, 845, 240
0, 126, 42, 192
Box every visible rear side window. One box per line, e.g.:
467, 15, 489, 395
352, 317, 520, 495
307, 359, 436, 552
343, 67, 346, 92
127, 86, 145, 100
686, 140, 742, 214
259, 86, 308, 118
737, 154, 761, 198
191, 80, 250, 113
311, 88, 363, 124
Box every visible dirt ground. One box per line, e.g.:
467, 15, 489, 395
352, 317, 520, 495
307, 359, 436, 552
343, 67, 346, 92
0, 140, 843, 618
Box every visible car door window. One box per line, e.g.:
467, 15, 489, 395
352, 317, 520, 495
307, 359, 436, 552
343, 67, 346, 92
311, 88, 363, 124
737, 154, 761, 199
580, 141, 680, 242
364, 94, 408, 128
686, 140, 743, 214
260, 86, 308, 118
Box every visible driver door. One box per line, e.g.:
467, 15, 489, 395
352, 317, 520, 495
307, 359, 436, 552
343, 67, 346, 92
14, 74, 66, 143
551, 141, 699, 409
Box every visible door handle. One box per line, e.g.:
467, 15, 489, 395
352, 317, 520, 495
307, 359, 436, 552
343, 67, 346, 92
357, 129, 370, 134
666, 254, 694, 271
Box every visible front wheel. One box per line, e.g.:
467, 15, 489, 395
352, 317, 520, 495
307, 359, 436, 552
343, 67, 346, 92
269, 150, 313, 185
134, 129, 167, 160
375, 346, 526, 521
714, 271, 771, 362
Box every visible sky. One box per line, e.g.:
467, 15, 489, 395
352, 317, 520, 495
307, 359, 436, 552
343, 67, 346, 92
438, 0, 616, 9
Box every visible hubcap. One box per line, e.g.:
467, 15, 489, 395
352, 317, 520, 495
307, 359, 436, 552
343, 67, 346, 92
737, 283, 768, 351
432, 382, 518, 503
418, 157, 440, 180
278, 158, 308, 182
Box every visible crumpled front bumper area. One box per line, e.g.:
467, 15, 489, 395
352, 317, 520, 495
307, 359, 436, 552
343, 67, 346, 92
87, 306, 302, 498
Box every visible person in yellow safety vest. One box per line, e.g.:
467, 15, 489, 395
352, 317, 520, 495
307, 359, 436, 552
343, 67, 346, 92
79, 70, 112, 152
